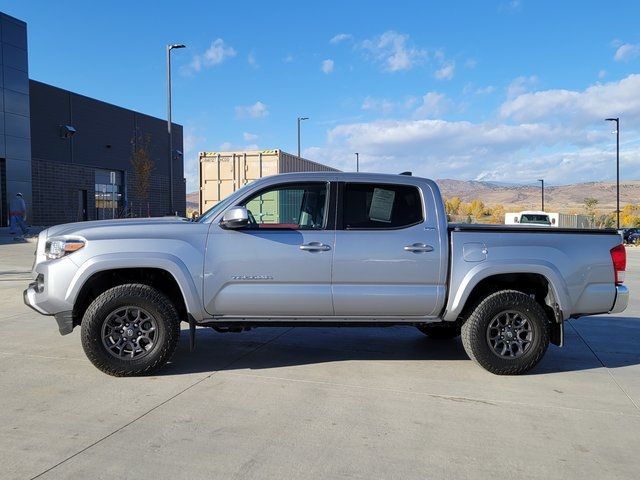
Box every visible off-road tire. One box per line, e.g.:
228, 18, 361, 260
416, 321, 461, 339
461, 290, 549, 375
81, 284, 180, 376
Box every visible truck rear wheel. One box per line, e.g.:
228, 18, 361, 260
81, 284, 180, 376
461, 290, 549, 375
416, 321, 461, 339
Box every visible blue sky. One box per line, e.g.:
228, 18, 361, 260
3, 0, 640, 192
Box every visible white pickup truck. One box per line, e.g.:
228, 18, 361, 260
24, 172, 628, 376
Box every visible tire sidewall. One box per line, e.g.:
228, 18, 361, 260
463, 291, 550, 374
81, 285, 179, 375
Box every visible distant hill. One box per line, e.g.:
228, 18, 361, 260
186, 191, 198, 213
436, 179, 640, 213
187, 179, 640, 214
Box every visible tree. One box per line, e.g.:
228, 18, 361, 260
489, 204, 505, 224
621, 204, 640, 227
583, 197, 599, 227
444, 196, 462, 215
130, 132, 154, 217
469, 199, 486, 220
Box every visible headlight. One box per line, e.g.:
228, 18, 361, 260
45, 238, 86, 260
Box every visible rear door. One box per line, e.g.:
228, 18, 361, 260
331, 181, 444, 317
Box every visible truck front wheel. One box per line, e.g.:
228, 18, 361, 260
81, 284, 181, 376
461, 290, 549, 375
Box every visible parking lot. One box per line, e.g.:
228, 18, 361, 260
0, 239, 639, 480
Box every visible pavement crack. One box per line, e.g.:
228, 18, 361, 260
567, 319, 640, 412
29, 327, 294, 480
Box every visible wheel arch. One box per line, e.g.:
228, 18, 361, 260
444, 262, 570, 325
68, 253, 203, 326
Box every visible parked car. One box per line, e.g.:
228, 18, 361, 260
24, 172, 628, 376
621, 228, 640, 243
628, 231, 640, 244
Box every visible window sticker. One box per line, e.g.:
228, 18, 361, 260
369, 188, 395, 222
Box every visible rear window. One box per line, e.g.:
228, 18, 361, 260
520, 214, 551, 225
342, 183, 423, 229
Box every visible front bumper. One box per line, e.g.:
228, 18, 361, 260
23, 280, 47, 315
609, 285, 629, 314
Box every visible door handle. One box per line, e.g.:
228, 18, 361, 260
300, 242, 331, 252
404, 243, 434, 253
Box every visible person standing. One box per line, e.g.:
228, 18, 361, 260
9, 192, 28, 237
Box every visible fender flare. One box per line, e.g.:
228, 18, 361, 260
66, 252, 204, 322
443, 259, 571, 322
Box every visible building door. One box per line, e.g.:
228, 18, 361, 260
203, 181, 335, 317
78, 189, 88, 221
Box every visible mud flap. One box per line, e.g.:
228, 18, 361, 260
550, 321, 563, 347
188, 314, 196, 352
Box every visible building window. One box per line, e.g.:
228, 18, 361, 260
95, 169, 123, 219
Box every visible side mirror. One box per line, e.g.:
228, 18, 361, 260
220, 206, 249, 229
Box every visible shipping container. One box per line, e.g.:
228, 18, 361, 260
199, 149, 339, 214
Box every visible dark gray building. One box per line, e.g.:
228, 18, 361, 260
29, 81, 185, 225
0, 13, 32, 226
0, 12, 185, 227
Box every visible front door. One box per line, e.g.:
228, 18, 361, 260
204, 181, 335, 317
332, 181, 445, 317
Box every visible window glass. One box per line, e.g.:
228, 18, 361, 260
95, 169, 123, 220
520, 214, 550, 225
241, 183, 327, 229
342, 183, 423, 229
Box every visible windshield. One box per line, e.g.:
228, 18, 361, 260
520, 214, 551, 225
197, 182, 255, 223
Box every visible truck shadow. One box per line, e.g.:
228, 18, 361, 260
161, 318, 640, 376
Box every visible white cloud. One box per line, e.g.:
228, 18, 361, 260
307, 117, 627, 184
413, 92, 451, 118
500, 74, 640, 125
186, 39, 236, 73
434, 62, 455, 80
360, 31, 426, 72
282, 53, 294, 63
614, 43, 640, 62
247, 51, 258, 68
321, 59, 334, 74
243, 132, 258, 141
303, 73, 640, 185
330, 33, 352, 44
361, 96, 395, 114
235, 101, 269, 118
499, 0, 522, 12
598, 70, 607, 79
506, 75, 538, 98
465, 58, 478, 69
476, 85, 496, 95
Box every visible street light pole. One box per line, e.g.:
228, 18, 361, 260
167, 43, 186, 215
297, 117, 308, 158
605, 117, 620, 229
355, 152, 359, 172
537, 179, 544, 211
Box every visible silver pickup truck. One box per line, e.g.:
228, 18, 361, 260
24, 172, 628, 376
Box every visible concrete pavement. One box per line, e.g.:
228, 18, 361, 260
0, 241, 638, 479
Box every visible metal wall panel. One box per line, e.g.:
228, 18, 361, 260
0, 13, 31, 226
